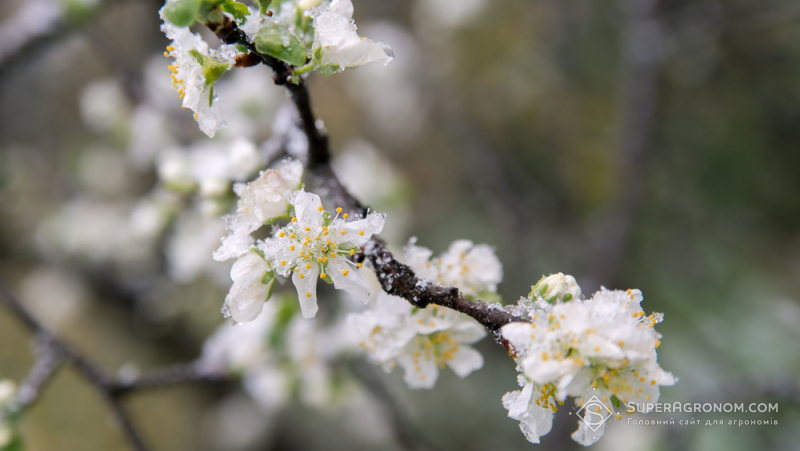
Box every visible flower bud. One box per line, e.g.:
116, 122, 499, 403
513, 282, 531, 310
529, 273, 581, 303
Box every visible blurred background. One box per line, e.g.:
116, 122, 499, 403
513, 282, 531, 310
1, 0, 799, 450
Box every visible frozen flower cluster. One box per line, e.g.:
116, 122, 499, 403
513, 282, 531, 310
213, 164, 386, 321
347, 239, 501, 388
501, 279, 676, 445
405, 238, 503, 298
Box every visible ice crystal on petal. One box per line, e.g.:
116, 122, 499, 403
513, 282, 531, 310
309, 0, 393, 73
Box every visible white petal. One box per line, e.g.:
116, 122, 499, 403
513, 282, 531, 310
398, 345, 438, 389
225, 279, 273, 323
292, 265, 320, 318
327, 258, 370, 303
571, 421, 605, 446
337, 212, 385, 246
293, 190, 324, 226
446, 345, 483, 377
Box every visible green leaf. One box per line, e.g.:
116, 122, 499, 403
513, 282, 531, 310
220, 0, 249, 22
337, 242, 357, 251
268, 297, 298, 348
162, 0, 202, 27
322, 211, 332, 227
253, 21, 307, 67
611, 394, 621, 409
318, 64, 341, 77
251, 247, 265, 260
256, 0, 272, 15
187, 49, 229, 90
261, 270, 276, 285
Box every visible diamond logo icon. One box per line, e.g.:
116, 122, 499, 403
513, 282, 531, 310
575, 394, 613, 432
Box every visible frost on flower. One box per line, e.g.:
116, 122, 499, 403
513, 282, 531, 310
259, 190, 385, 318
309, 0, 394, 75
222, 250, 275, 323
349, 293, 486, 389
348, 239, 500, 388
500, 283, 676, 446
214, 159, 304, 262
160, 10, 239, 137
405, 238, 502, 298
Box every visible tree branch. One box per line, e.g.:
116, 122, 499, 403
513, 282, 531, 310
208, 21, 524, 337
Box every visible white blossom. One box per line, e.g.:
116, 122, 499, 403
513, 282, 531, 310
529, 272, 582, 304
213, 159, 304, 262
309, 0, 394, 73
222, 250, 275, 323
348, 239, 499, 388
501, 284, 676, 446
160, 11, 239, 137
258, 190, 385, 318
405, 238, 502, 297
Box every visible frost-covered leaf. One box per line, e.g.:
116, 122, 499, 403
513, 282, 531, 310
253, 21, 307, 67
220, 0, 250, 22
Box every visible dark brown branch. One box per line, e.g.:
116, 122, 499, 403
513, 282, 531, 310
209, 21, 525, 336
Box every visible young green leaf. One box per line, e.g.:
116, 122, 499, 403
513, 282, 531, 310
162, 0, 202, 27
253, 21, 307, 67
220, 0, 250, 22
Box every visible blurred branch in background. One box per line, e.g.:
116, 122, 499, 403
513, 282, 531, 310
585, 0, 663, 291
0, 281, 227, 451
0, 0, 116, 80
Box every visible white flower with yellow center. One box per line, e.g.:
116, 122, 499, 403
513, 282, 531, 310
348, 239, 500, 388
214, 159, 304, 262
349, 293, 486, 389
308, 0, 394, 74
160, 11, 239, 137
405, 239, 502, 298
259, 190, 385, 318
501, 285, 676, 446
